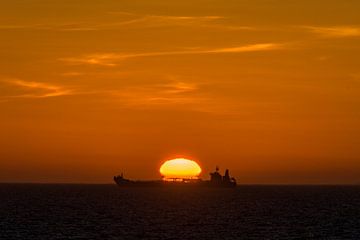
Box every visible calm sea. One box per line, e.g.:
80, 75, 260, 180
0, 184, 359, 239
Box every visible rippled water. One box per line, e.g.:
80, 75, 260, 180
1, 184, 359, 239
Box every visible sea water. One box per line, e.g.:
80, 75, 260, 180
1, 184, 359, 239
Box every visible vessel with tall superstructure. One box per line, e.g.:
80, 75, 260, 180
113, 167, 237, 188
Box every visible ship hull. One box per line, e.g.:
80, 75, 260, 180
114, 179, 236, 188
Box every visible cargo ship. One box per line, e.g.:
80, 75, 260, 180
114, 167, 237, 188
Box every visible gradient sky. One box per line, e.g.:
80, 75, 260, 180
1, 0, 360, 184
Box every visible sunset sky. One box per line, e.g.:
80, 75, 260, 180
1, 0, 360, 184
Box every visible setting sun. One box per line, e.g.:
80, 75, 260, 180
160, 158, 202, 180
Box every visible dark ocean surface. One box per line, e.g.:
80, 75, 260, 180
1, 184, 360, 240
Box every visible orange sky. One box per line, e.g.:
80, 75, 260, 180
1, 0, 360, 184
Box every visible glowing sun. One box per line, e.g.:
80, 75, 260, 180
160, 158, 202, 180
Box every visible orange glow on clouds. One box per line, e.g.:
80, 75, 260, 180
160, 158, 202, 179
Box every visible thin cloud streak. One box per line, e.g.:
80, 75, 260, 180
110, 81, 215, 112
103, 14, 252, 31
1, 77, 261, 115
60, 43, 284, 66
304, 26, 360, 37
100, 14, 225, 28
106, 79, 242, 114
2, 79, 73, 98
0, 12, 258, 34
0, 14, 229, 32
0, 23, 97, 31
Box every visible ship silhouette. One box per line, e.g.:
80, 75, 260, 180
114, 167, 236, 188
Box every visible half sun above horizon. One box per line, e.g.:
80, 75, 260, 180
160, 158, 202, 180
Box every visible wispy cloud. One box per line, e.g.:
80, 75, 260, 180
162, 81, 198, 94
139, 15, 224, 21
0, 11, 259, 34
113, 81, 200, 106
61, 72, 86, 77
204, 43, 283, 53
102, 14, 225, 28
110, 82, 214, 112
60, 43, 284, 66
60, 53, 120, 66
0, 23, 98, 31
0, 77, 237, 114
0, 14, 231, 32
349, 73, 360, 82
304, 26, 360, 38
104, 13, 254, 31
110, 80, 247, 115
2, 79, 73, 98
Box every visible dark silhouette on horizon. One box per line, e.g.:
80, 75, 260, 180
209, 167, 237, 186
114, 167, 237, 187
